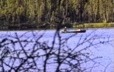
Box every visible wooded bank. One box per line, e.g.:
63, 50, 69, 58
0, 0, 114, 29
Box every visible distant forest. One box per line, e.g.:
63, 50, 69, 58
0, 0, 114, 28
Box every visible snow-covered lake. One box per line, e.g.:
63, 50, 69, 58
0, 28, 114, 72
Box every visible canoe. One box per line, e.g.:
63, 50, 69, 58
62, 29, 86, 33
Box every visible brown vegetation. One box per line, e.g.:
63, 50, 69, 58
0, 0, 114, 28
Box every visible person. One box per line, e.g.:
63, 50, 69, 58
77, 29, 81, 31
64, 26, 67, 32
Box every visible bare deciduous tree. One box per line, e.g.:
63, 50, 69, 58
0, 30, 113, 72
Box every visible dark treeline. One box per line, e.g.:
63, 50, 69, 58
0, 0, 114, 28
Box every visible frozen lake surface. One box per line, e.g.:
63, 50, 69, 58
0, 28, 114, 72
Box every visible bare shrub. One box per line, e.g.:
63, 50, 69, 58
0, 30, 113, 72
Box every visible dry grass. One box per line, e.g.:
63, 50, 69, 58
73, 23, 114, 29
